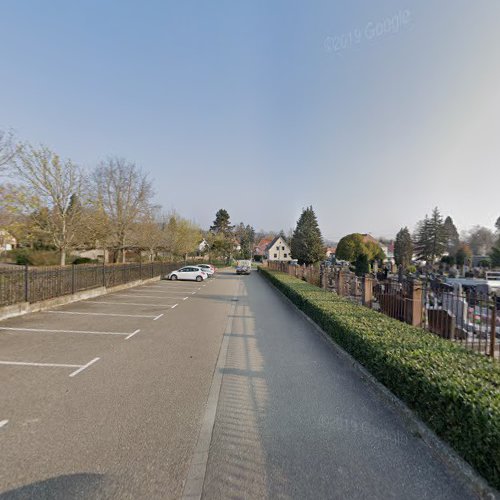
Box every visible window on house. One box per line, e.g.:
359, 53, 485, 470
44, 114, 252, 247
282, 246, 285, 250
276, 246, 279, 251
284, 253, 287, 258
274, 253, 277, 258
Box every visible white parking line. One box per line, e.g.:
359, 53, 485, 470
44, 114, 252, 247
0, 357, 100, 378
0, 420, 8, 428
46, 311, 157, 319
148, 285, 199, 289
183, 297, 189, 300
153, 313, 164, 321
171, 304, 178, 309
125, 329, 140, 340
69, 357, 100, 377
84, 300, 176, 307
0, 326, 140, 337
113, 293, 188, 299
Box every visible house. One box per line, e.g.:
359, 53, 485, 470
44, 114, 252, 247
0, 230, 16, 252
254, 238, 272, 261
198, 239, 209, 253
265, 235, 292, 262
325, 246, 336, 258
232, 239, 241, 252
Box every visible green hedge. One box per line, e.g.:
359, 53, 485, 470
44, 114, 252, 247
260, 268, 500, 489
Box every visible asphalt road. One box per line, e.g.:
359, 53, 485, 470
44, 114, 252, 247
0, 270, 478, 499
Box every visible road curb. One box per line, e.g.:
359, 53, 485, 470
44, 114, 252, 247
261, 272, 499, 500
181, 277, 241, 499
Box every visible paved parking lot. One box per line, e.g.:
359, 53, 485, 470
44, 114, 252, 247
0, 279, 210, 379
0, 270, 481, 499
0, 272, 237, 499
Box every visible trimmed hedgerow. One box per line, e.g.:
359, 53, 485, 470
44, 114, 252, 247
260, 268, 500, 489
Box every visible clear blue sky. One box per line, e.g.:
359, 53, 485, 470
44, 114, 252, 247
1, 1, 499, 241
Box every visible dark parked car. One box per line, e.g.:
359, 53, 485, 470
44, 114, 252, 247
236, 260, 251, 275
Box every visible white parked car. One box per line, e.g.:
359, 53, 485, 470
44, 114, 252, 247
197, 264, 215, 276
167, 266, 207, 282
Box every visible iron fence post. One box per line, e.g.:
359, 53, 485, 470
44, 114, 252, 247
24, 264, 29, 302
71, 264, 75, 294
102, 262, 106, 287
491, 300, 497, 359
139, 259, 142, 280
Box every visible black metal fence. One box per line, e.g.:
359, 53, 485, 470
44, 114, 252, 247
0, 262, 180, 307
267, 261, 500, 360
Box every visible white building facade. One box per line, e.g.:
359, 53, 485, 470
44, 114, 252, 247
266, 236, 292, 262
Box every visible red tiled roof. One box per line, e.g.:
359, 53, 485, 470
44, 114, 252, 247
254, 238, 272, 255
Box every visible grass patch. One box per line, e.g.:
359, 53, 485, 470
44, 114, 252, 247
260, 268, 500, 489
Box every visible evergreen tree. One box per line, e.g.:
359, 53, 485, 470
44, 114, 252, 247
414, 207, 446, 262
394, 227, 413, 268
490, 242, 500, 267
234, 222, 255, 259
290, 206, 324, 265
490, 230, 500, 267
210, 209, 233, 236
443, 216, 460, 255
495, 216, 500, 234
414, 216, 431, 261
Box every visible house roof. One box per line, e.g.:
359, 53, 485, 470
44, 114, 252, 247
362, 234, 379, 245
265, 235, 289, 251
254, 238, 272, 255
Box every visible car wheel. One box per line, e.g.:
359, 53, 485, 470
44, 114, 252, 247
196, 275, 203, 282
170, 274, 178, 281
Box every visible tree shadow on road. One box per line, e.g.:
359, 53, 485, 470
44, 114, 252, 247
0, 473, 106, 500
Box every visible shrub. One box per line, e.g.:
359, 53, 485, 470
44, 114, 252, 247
72, 257, 96, 265
10, 249, 61, 266
260, 268, 500, 489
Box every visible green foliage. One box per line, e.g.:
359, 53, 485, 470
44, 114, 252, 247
208, 233, 233, 262
414, 207, 447, 262
490, 237, 500, 268
210, 209, 233, 236
11, 249, 62, 266
290, 206, 324, 265
365, 240, 385, 261
335, 233, 365, 262
354, 253, 369, 276
443, 216, 460, 255
336, 233, 384, 263
234, 222, 255, 259
394, 227, 413, 268
260, 268, 500, 489
440, 255, 455, 266
72, 257, 97, 265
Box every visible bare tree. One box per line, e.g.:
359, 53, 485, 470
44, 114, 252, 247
163, 211, 202, 262
93, 157, 154, 263
131, 209, 166, 262
13, 145, 85, 265
464, 225, 495, 256
0, 130, 17, 174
